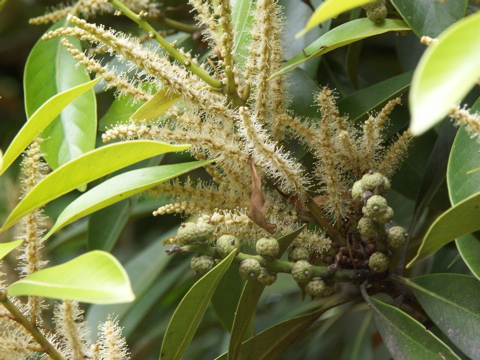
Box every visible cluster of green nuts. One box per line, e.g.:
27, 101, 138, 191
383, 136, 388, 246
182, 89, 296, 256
238, 235, 280, 285
351, 171, 409, 273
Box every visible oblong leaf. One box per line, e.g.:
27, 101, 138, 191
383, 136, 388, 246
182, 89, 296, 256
277, 18, 410, 78
0, 240, 23, 260
99, 95, 143, 130
25, 19, 97, 170
366, 296, 460, 360
160, 250, 237, 360
130, 86, 179, 122
408, 191, 480, 267
43, 160, 211, 240
8, 250, 134, 304
0, 78, 100, 176
402, 274, 480, 359
297, 0, 377, 37
456, 234, 480, 280
410, 11, 480, 135
215, 298, 351, 360
0, 141, 190, 232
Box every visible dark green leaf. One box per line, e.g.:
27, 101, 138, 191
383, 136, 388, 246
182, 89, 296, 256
341, 312, 373, 360
24, 19, 97, 170
456, 234, 480, 280
228, 281, 265, 360
337, 71, 412, 123
99, 95, 143, 130
402, 274, 480, 359
277, 225, 307, 258
160, 250, 236, 360
365, 296, 460, 360
274, 18, 410, 78
391, 0, 467, 37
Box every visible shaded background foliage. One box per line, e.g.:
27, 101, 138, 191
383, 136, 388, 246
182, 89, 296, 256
1, 0, 479, 359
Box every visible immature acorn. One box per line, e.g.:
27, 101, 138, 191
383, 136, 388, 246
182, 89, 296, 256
288, 247, 310, 262
239, 258, 262, 280
363, 0, 387, 23
304, 277, 326, 298
216, 234, 240, 258
256, 236, 279, 258
291, 260, 314, 284
387, 226, 408, 248
358, 217, 385, 239
190, 255, 215, 275
368, 251, 390, 273
257, 268, 277, 286
361, 172, 391, 195
177, 219, 215, 245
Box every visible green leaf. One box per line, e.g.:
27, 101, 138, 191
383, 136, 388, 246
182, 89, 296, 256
0, 78, 100, 177
447, 99, 480, 279
0, 0, 8, 12
409, 11, 480, 135
160, 250, 237, 360
337, 71, 412, 123
341, 312, 373, 360
43, 161, 211, 240
408, 191, 480, 267
215, 298, 350, 360
403, 274, 480, 359
391, 0, 467, 37
366, 296, 460, 360
86, 234, 176, 335
99, 95, 143, 130
276, 18, 410, 78
277, 225, 307, 256
0, 240, 23, 260
8, 250, 134, 304
130, 86, 179, 122
0, 141, 190, 233
297, 0, 378, 38
24, 19, 97, 170
232, 0, 254, 65
228, 281, 265, 360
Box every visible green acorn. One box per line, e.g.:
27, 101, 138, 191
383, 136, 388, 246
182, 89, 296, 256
257, 268, 277, 286
358, 217, 385, 239
368, 252, 390, 273
351, 180, 364, 203
376, 206, 394, 224
239, 258, 262, 280
387, 226, 407, 248
291, 260, 314, 284
288, 247, 310, 262
256, 237, 279, 258
190, 255, 215, 275
361, 172, 391, 196
216, 234, 240, 258
362, 195, 388, 219
177, 220, 215, 245
304, 277, 325, 298
363, 0, 387, 23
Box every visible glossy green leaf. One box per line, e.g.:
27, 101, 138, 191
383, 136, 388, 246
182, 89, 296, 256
130, 86, 179, 122
297, 0, 377, 37
211, 265, 245, 332
409, 11, 480, 135
86, 233, 176, 335
447, 99, 480, 279
408, 191, 480, 267
232, 0, 254, 65
25, 19, 97, 170
99, 95, 143, 130
337, 71, 412, 123
401, 274, 480, 359
228, 281, 265, 360
0, 141, 190, 233
215, 298, 350, 360
391, 0, 467, 37
160, 250, 236, 360
277, 225, 307, 256
0, 240, 23, 260
366, 296, 460, 360
43, 161, 211, 240
0, 78, 100, 177
8, 250, 134, 304
276, 18, 409, 78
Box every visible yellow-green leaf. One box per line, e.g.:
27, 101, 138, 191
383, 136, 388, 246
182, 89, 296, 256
410, 11, 480, 135
8, 250, 134, 304
297, 0, 376, 38
0, 141, 189, 233
130, 86, 179, 122
0, 78, 100, 177
0, 240, 23, 260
